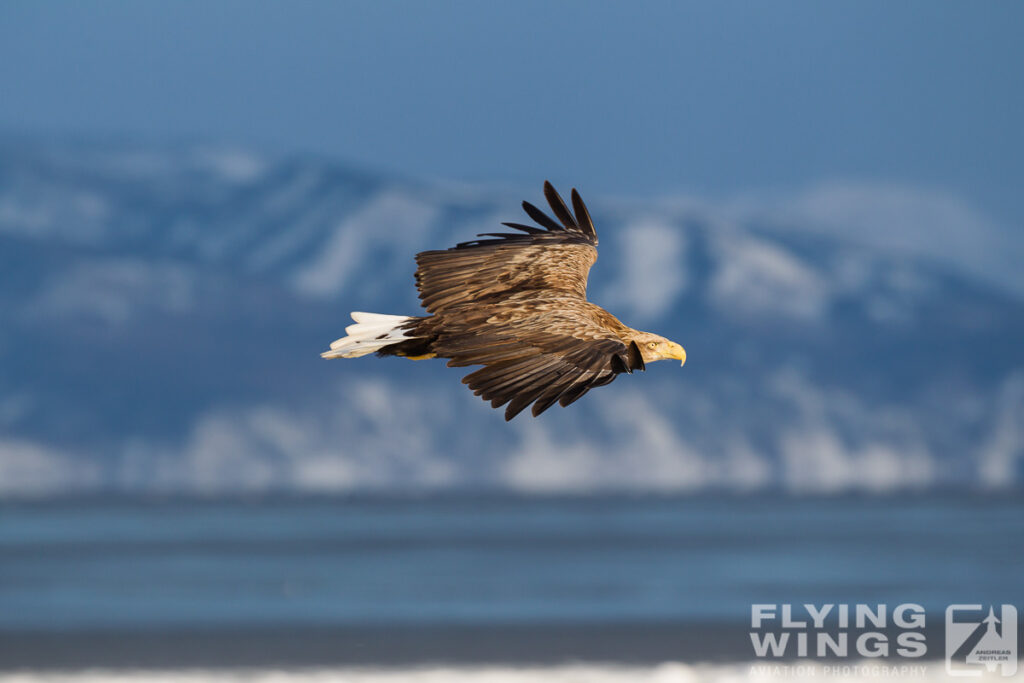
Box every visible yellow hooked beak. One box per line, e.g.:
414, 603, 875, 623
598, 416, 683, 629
668, 342, 687, 367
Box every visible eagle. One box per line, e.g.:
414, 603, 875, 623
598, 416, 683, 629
321, 181, 687, 420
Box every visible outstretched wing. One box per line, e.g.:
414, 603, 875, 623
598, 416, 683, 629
457, 335, 647, 421
432, 300, 646, 421
415, 181, 598, 314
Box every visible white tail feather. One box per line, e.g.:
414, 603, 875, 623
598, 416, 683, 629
321, 312, 414, 359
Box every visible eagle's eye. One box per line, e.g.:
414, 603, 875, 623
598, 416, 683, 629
647, 342, 658, 350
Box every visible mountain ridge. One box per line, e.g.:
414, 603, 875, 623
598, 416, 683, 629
1, 142, 1021, 496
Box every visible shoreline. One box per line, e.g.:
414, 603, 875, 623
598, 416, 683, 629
0, 622, 952, 670
0, 661, 952, 683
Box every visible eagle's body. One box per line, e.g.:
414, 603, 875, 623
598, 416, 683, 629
322, 182, 686, 420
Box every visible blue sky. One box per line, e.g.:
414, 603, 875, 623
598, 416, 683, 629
1, 1, 1022, 224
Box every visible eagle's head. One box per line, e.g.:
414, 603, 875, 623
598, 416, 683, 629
630, 332, 687, 366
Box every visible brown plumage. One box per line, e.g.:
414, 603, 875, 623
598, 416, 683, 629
322, 181, 687, 420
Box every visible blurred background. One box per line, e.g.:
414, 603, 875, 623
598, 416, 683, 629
0, 1, 1022, 680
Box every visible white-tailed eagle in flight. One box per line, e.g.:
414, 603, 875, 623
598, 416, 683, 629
322, 182, 686, 420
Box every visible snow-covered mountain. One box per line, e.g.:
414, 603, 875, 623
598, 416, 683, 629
1, 141, 1022, 496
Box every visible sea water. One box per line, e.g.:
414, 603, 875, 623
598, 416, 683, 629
0, 493, 1021, 673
